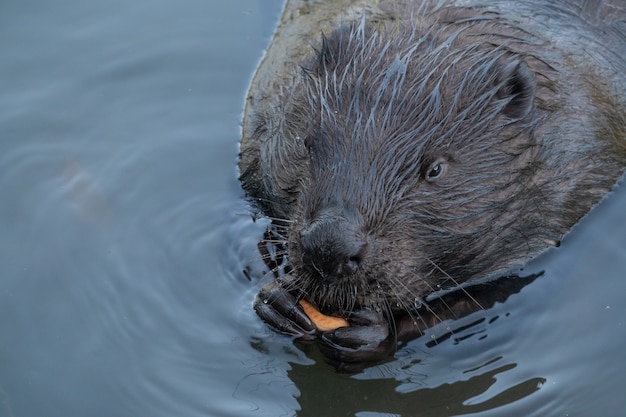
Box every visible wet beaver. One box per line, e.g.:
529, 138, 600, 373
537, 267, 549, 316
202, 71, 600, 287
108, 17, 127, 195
239, 0, 626, 367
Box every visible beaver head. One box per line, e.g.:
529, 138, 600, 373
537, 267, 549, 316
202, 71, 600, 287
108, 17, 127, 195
244, 18, 626, 317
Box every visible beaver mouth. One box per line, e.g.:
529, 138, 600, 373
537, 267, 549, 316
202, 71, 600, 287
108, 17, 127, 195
279, 263, 429, 319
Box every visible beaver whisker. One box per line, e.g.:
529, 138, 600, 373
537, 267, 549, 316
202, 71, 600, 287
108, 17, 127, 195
374, 261, 450, 329
385, 282, 428, 337
259, 238, 288, 245
257, 256, 289, 280
424, 257, 486, 311
376, 256, 476, 327
256, 249, 289, 264
244, 197, 298, 218
398, 273, 455, 325
252, 216, 294, 230
247, 256, 291, 283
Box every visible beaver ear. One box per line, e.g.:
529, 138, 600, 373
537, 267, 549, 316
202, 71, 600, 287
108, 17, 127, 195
496, 60, 536, 120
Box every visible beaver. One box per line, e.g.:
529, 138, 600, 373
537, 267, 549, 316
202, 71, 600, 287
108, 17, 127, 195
238, 0, 626, 368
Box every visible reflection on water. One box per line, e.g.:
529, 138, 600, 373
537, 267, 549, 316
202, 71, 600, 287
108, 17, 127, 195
0, 1, 285, 416
290, 348, 545, 417
280, 307, 547, 417
60, 160, 112, 225
1, 0, 625, 416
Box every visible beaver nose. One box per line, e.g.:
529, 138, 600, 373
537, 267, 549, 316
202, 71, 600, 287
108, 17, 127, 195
299, 212, 367, 280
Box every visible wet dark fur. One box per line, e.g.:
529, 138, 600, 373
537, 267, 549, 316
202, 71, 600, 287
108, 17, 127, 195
239, 1, 626, 320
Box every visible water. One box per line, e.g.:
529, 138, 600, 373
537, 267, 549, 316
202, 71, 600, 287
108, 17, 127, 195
0, 1, 624, 416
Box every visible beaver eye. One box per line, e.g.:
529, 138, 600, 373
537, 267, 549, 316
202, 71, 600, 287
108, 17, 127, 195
303, 135, 313, 151
425, 159, 447, 182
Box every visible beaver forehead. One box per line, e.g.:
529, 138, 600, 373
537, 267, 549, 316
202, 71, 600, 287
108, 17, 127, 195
297, 24, 537, 159
281, 18, 548, 237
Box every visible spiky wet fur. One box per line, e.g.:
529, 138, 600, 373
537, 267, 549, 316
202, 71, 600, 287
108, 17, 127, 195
239, 4, 626, 321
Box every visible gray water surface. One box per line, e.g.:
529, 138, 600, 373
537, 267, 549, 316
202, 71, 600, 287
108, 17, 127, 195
1, 1, 625, 417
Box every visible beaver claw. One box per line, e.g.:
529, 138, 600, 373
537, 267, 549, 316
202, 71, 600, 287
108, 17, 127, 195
253, 281, 317, 340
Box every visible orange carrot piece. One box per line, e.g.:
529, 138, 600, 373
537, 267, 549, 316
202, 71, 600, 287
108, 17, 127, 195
299, 299, 349, 331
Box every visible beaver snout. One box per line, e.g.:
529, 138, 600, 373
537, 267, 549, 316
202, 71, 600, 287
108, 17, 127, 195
299, 208, 368, 280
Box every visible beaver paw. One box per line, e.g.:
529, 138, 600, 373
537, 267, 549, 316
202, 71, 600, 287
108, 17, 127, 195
317, 309, 396, 371
253, 280, 317, 340
254, 281, 396, 370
